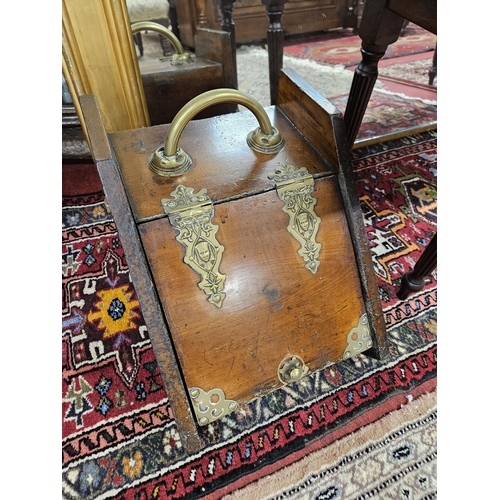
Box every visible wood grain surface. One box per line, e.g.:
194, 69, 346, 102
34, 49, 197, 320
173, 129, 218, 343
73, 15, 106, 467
139, 177, 366, 404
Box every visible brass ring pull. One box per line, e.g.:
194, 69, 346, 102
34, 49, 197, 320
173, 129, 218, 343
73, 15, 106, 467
148, 88, 286, 176
131, 21, 192, 65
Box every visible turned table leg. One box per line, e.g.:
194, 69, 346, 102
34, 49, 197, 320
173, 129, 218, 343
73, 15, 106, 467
343, 42, 387, 149
397, 234, 437, 300
133, 33, 144, 57
342, 3, 404, 148
168, 1, 180, 40
262, 0, 288, 105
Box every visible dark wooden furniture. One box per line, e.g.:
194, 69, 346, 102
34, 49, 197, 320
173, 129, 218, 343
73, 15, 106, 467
62, 27, 238, 156
343, 0, 437, 148
342, 0, 437, 299
79, 68, 388, 452
264, 0, 288, 105
174, 0, 363, 48
126, 0, 172, 56
62, 105, 92, 160
137, 27, 238, 125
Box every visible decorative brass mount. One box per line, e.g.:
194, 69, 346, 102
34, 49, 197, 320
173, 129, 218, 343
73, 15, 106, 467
148, 89, 285, 176
130, 21, 192, 65
343, 314, 373, 359
269, 162, 322, 273
277, 355, 310, 384
161, 185, 226, 307
189, 387, 239, 426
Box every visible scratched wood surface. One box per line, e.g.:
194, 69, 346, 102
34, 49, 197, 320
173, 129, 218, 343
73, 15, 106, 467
139, 176, 366, 404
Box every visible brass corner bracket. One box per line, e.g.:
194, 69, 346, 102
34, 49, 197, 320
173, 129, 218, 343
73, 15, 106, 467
343, 314, 373, 359
189, 386, 239, 426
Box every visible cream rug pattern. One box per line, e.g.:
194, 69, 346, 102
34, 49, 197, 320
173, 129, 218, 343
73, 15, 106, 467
236, 45, 359, 108
222, 391, 437, 500
379, 57, 437, 87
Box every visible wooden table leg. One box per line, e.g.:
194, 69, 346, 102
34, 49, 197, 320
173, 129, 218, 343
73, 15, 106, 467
168, 1, 180, 40
397, 234, 437, 300
217, 0, 238, 88
262, 0, 289, 105
342, 2, 405, 148
428, 44, 437, 85
133, 33, 144, 57
343, 42, 388, 148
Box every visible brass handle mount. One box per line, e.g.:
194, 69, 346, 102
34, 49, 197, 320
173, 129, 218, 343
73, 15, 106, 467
131, 21, 192, 65
148, 89, 286, 177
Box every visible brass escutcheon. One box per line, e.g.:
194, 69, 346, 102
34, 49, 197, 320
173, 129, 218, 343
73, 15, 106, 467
277, 355, 310, 384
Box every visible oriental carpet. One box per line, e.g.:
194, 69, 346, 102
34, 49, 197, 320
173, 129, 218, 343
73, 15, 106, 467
283, 23, 436, 67
137, 25, 437, 145
220, 390, 437, 499
62, 130, 437, 499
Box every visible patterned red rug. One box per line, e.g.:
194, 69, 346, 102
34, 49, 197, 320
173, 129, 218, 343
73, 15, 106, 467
332, 90, 437, 141
283, 23, 436, 67
62, 131, 437, 499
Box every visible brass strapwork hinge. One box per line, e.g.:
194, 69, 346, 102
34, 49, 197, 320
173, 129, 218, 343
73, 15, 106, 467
161, 185, 226, 307
269, 162, 322, 273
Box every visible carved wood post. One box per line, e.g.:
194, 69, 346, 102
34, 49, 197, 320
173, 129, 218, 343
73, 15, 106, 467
343, 42, 387, 148
196, 0, 208, 26
397, 234, 437, 300
168, 0, 181, 40
342, 0, 405, 148
262, 0, 289, 105
216, 0, 238, 88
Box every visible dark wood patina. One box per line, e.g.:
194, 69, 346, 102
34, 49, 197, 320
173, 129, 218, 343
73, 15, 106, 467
262, 0, 288, 105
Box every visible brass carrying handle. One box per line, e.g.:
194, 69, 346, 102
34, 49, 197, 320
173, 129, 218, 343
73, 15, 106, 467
131, 21, 192, 65
148, 88, 286, 176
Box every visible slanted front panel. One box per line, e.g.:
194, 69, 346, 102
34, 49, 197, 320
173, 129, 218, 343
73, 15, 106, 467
139, 176, 367, 410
